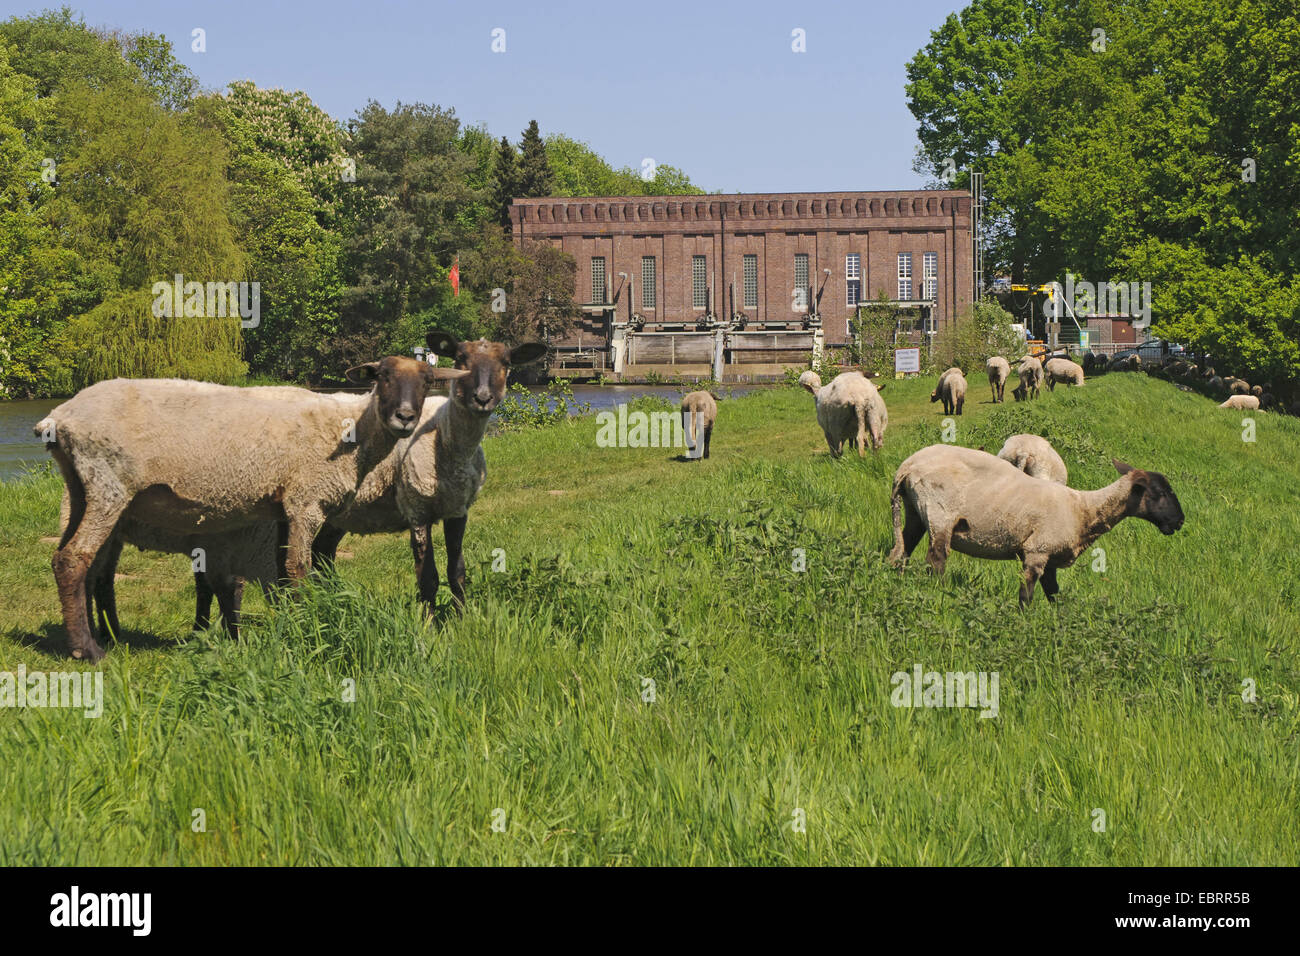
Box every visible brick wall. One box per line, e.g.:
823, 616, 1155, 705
510, 191, 974, 349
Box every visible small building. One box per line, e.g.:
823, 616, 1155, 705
509, 190, 974, 380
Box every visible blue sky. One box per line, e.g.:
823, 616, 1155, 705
4, 0, 966, 192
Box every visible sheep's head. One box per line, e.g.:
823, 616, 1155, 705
345, 356, 470, 437
1113, 459, 1184, 535
427, 329, 547, 414
1011, 383, 1027, 402
798, 371, 821, 396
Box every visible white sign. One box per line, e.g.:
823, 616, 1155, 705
895, 348, 920, 373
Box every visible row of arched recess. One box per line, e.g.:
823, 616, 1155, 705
518, 194, 961, 225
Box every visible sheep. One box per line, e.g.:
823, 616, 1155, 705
930, 367, 967, 415
37, 358, 469, 659
985, 357, 1010, 403
1081, 352, 1097, 374
1011, 356, 1043, 401
82, 333, 548, 639
1207, 375, 1225, 392
995, 434, 1068, 485
799, 370, 888, 458
1229, 379, 1252, 395
1219, 394, 1260, 410
1044, 357, 1086, 390
888, 445, 1184, 606
680, 390, 718, 459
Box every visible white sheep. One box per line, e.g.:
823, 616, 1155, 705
888, 445, 1184, 606
930, 367, 968, 415
1044, 357, 1085, 390
1219, 394, 1260, 410
995, 434, 1068, 484
1011, 356, 1044, 401
986, 357, 1010, 403
38, 358, 468, 659
799, 370, 888, 457
680, 390, 718, 459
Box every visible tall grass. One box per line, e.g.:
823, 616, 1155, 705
1, 373, 1296, 864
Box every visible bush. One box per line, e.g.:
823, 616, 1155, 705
493, 378, 592, 432
929, 299, 1025, 373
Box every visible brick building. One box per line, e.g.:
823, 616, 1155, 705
509, 189, 974, 380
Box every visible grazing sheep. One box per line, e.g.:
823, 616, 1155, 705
1011, 356, 1043, 401
1044, 357, 1086, 390
1219, 394, 1260, 410
680, 390, 718, 459
1081, 352, 1097, 373
37, 359, 469, 659
1207, 376, 1225, 392
888, 445, 1184, 606
931, 367, 967, 415
799, 370, 888, 458
986, 357, 1010, 403
1229, 379, 1252, 395
995, 434, 1068, 485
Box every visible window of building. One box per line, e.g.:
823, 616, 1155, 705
923, 252, 937, 301
897, 253, 913, 301
641, 256, 656, 309
591, 257, 607, 304
743, 254, 758, 308
794, 253, 809, 310
846, 253, 861, 307
692, 255, 707, 309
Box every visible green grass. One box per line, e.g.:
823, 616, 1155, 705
1, 373, 1297, 865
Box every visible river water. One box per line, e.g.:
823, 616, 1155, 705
0, 384, 762, 482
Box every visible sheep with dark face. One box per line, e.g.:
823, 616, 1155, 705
889, 445, 1184, 606
37, 359, 467, 659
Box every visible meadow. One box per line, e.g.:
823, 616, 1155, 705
0, 372, 1297, 865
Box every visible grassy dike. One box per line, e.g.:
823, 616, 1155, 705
1, 373, 1297, 865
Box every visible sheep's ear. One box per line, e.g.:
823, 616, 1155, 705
1113, 458, 1136, 476
426, 330, 460, 358
875, 382, 886, 391
423, 365, 471, 382
508, 341, 548, 365
345, 362, 380, 385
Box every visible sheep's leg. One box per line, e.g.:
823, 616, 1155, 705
1041, 565, 1060, 602
825, 432, 842, 458
444, 516, 468, 610
52, 502, 124, 661
888, 491, 926, 567
312, 524, 347, 573
956, 397, 964, 415
703, 425, 712, 459
93, 536, 124, 642
1019, 554, 1048, 607
215, 578, 245, 638
281, 509, 323, 585
194, 572, 214, 631
410, 523, 439, 610
925, 525, 953, 575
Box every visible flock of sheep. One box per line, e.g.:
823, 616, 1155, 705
37, 336, 1192, 660
792, 352, 1185, 606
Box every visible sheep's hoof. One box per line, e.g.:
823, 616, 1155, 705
70, 641, 106, 662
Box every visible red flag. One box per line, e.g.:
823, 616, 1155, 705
450, 257, 460, 297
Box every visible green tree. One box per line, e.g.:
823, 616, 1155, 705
491, 135, 521, 228
335, 100, 481, 369
461, 223, 578, 343
518, 119, 554, 197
